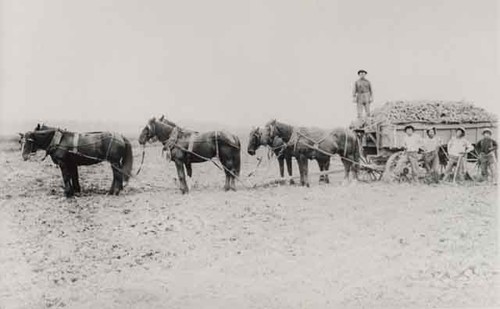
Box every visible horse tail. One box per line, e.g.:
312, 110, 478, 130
235, 137, 241, 176
233, 136, 241, 176
351, 131, 360, 161
122, 137, 134, 182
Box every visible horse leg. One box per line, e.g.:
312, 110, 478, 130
286, 156, 294, 185
298, 154, 309, 187
69, 164, 81, 193
109, 163, 122, 195
341, 158, 351, 184
115, 162, 124, 193
185, 162, 193, 178
230, 150, 240, 191
222, 169, 231, 192
318, 159, 330, 184
324, 159, 330, 184
230, 156, 239, 191
59, 163, 74, 197
350, 155, 359, 181
302, 156, 310, 187
278, 156, 285, 178
297, 157, 305, 186
230, 172, 237, 191
174, 160, 189, 194
317, 159, 325, 183
224, 170, 232, 191
220, 156, 232, 191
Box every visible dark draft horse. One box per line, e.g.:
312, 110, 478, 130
247, 127, 331, 184
139, 117, 241, 193
22, 125, 133, 197
261, 120, 360, 186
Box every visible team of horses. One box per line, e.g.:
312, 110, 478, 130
21, 117, 362, 197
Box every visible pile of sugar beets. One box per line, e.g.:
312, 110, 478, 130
369, 100, 497, 125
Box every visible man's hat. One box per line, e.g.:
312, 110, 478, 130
482, 128, 492, 135
357, 69, 367, 75
456, 127, 466, 135
404, 124, 415, 131
426, 126, 436, 133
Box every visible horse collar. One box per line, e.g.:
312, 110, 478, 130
38, 130, 62, 160
49, 130, 64, 150
165, 127, 179, 150
188, 133, 196, 153
72, 133, 80, 153
287, 128, 299, 147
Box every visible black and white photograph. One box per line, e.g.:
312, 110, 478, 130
0, 0, 498, 308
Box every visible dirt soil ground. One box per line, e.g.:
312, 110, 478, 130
0, 138, 498, 308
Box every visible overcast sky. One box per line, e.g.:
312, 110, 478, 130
1, 0, 498, 133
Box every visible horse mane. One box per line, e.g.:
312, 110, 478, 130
249, 126, 260, 135
330, 127, 356, 138
264, 119, 277, 127
26, 129, 57, 148
35, 123, 69, 133
160, 117, 178, 128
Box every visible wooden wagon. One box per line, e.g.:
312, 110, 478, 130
353, 120, 498, 181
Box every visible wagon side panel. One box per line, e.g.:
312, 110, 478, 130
378, 122, 497, 150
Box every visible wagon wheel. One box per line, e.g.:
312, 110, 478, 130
357, 156, 383, 182
381, 151, 407, 182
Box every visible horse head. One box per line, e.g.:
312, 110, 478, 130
21, 130, 55, 161
139, 118, 157, 145
247, 127, 262, 155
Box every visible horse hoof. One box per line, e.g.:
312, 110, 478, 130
289, 179, 295, 185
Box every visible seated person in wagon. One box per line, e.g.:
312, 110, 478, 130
443, 127, 474, 182
421, 127, 441, 179
475, 128, 497, 183
395, 125, 423, 180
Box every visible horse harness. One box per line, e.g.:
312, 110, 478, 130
286, 127, 353, 159
287, 128, 330, 153
165, 127, 220, 161
42, 130, 122, 161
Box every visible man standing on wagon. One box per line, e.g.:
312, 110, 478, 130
352, 69, 373, 120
